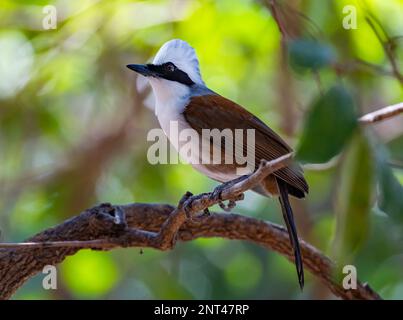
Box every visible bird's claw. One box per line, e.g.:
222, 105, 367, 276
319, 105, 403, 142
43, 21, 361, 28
219, 199, 237, 212
201, 208, 211, 217
210, 184, 226, 202
183, 192, 209, 219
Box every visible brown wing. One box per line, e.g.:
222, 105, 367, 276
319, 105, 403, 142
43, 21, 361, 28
183, 94, 308, 196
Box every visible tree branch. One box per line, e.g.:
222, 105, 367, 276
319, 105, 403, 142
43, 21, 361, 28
2, 101, 401, 299
359, 102, 403, 124
0, 153, 381, 300
365, 16, 403, 85
0, 202, 381, 300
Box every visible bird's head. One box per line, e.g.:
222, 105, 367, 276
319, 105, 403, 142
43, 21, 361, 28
127, 39, 204, 101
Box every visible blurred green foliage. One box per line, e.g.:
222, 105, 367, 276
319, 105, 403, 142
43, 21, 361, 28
1, 0, 403, 299
332, 131, 374, 266
61, 250, 119, 298
288, 39, 335, 72
296, 85, 357, 163
378, 152, 403, 221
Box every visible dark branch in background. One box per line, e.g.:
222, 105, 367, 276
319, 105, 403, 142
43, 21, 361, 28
365, 15, 403, 85
265, 0, 317, 40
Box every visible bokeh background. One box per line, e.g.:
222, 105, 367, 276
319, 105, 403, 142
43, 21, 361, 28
1, 0, 403, 299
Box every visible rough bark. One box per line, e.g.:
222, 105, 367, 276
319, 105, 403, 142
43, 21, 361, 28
0, 202, 381, 300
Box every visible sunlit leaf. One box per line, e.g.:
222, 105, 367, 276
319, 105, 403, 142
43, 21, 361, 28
296, 85, 358, 163
0, 31, 33, 99
61, 250, 119, 298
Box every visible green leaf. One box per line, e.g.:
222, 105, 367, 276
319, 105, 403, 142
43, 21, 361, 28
332, 131, 375, 264
386, 135, 403, 162
296, 86, 358, 163
288, 39, 335, 71
378, 162, 403, 221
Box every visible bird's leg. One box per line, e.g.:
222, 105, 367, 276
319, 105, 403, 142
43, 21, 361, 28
210, 175, 248, 202
219, 199, 236, 212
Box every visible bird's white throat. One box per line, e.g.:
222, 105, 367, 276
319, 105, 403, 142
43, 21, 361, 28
149, 78, 190, 134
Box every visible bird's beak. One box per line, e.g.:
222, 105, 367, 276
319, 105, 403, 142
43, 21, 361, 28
126, 64, 155, 77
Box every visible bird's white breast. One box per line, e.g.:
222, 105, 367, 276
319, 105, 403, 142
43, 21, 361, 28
151, 78, 189, 139
150, 79, 237, 183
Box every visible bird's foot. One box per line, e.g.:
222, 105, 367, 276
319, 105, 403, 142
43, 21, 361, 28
211, 175, 249, 201
219, 199, 237, 212
218, 193, 245, 212
201, 208, 211, 217
183, 192, 210, 219
210, 176, 248, 211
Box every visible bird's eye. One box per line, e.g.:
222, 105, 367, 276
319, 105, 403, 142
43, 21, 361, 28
166, 63, 176, 72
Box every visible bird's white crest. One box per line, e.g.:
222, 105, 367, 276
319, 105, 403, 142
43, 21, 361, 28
153, 39, 204, 85
148, 39, 205, 123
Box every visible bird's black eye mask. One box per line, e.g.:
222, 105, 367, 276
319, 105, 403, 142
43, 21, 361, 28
147, 62, 195, 86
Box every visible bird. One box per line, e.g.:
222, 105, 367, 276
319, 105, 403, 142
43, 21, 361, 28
127, 39, 309, 289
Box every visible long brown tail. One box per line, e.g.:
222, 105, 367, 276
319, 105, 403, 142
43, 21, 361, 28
276, 178, 304, 290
